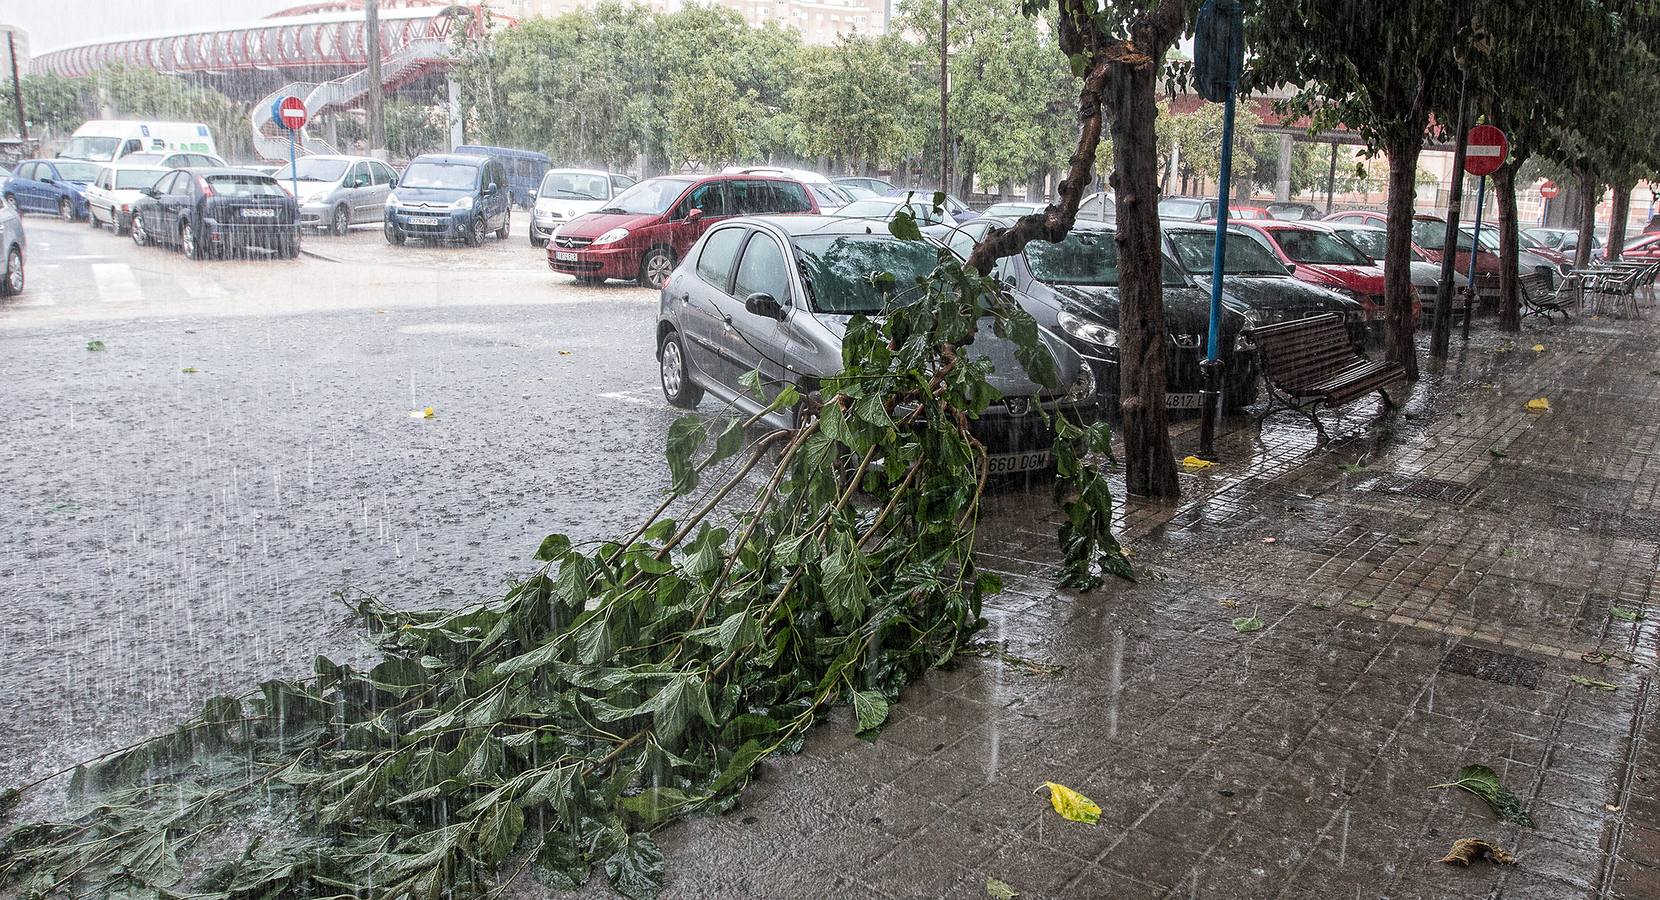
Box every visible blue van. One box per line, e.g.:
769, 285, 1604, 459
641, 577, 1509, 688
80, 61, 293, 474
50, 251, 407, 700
384, 153, 513, 247
454, 145, 550, 207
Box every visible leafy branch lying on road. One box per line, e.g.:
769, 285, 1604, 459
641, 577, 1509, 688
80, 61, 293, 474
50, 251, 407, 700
0, 237, 1129, 899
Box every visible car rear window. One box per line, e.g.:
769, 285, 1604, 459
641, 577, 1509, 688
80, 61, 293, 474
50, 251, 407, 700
794, 234, 940, 314
206, 175, 288, 198
730, 180, 812, 215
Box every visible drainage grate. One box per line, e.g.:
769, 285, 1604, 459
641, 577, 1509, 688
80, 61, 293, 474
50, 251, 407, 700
1361, 474, 1484, 505
1551, 507, 1660, 542
1440, 644, 1544, 689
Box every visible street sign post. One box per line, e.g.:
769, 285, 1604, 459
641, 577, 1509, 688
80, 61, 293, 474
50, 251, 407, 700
271, 95, 309, 200
1540, 180, 1559, 227
1461, 125, 1508, 340
1193, 0, 1244, 460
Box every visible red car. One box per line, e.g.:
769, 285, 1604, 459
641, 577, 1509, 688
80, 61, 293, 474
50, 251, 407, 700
548, 173, 819, 288
1329, 210, 1560, 283
1229, 220, 1403, 327
1621, 233, 1660, 261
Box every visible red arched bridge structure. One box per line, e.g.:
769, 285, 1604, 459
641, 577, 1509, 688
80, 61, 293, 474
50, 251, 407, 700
29, 1, 501, 160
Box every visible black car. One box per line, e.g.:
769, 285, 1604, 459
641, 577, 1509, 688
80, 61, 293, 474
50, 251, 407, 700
1161, 222, 1368, 347
130, 168, 300, 260
938, 217, 1258, 413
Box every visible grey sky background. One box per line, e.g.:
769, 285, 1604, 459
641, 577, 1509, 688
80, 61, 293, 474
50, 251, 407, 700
9, 1, 296, 55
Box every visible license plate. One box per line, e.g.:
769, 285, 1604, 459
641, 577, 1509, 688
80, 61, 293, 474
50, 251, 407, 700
410, 216, 440, 226
556, 251, 579, 261
1166, 392, 1202, 409
986, 451, 1051, 475
241, 208, 275, 218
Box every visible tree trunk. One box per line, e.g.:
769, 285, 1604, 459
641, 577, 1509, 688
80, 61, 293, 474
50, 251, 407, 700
1575, 170, 1599, 269
1383, 141, 1421, 381
1494, 161, 1521, 332
1607, 180, 1633, 261
1108, 52, 1180, 500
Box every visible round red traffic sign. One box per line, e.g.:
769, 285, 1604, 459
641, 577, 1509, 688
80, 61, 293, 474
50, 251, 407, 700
1540, 180, 1560, 199
1464, 125, 1509, 177
275, 95, 308, 132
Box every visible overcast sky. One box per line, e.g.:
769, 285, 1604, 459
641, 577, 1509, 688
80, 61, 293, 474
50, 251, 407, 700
8, 1, 297, 55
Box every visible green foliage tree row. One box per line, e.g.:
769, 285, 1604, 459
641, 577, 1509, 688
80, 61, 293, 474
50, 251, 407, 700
3, 66, 248, 159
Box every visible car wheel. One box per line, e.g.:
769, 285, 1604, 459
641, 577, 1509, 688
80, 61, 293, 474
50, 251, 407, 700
181, 221, 202, 260
332, 204, 351, 237
639, 247, 674, 290
131, 216, 149, 247
1, 245, 22, 297
659, 330, 703, 409
88, 207, 101, 228
463, 215, 483, 247
495, 211, 510, 240
59, 197, 75, 221
530, 234, 547, 248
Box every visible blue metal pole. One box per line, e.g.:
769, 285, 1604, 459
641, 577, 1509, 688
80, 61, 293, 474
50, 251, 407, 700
289, 131, 298, 200
1207, 89, 1236, 369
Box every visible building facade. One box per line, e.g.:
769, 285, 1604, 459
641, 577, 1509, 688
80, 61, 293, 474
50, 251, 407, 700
488, 0, 886, 45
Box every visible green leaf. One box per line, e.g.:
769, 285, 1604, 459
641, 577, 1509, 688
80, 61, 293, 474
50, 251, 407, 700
851, 690, 889, 735
708, 417, 747, 467
534, 533, 573, 562
1232, 617, 1264, 634
987, 876, 1021, 899
665, 415, 708, 495
1429, 764, 1534, 827
85, 339, 106, 351
1570, 675, 1618, 692
1610, 606, 1645, 622
604, 832, 665, 900
470, 800, 525, 864
887, 210, 923, 242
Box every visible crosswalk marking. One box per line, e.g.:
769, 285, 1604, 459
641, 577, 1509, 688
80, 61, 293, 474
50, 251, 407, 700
92, 263, 142, 303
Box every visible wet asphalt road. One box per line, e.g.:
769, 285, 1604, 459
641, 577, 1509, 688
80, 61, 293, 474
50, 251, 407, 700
0, 216, 694, 790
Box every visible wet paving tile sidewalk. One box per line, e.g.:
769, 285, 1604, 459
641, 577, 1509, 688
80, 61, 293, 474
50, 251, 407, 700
593, 317, 1660, 899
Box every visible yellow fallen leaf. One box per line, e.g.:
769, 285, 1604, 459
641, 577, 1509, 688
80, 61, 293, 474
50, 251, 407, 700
1532, 344, 1545, 352
1037, 781, 1101, 825
1180, 455, 1216, 470
558, 350, 573, 356
423, 406, 435, 418
1526, 397, 1550, 412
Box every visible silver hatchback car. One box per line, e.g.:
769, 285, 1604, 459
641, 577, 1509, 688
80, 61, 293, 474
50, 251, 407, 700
655, 216, 1096, 475
1, 197, 25, 298
272, 155, 400, 235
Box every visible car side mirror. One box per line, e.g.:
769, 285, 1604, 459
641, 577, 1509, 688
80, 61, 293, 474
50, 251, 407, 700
141, 188, 158, 198
387, 176, 398, 188
485, 182, 499, 196
744, 292, 785, 321
686, 208, 704, 223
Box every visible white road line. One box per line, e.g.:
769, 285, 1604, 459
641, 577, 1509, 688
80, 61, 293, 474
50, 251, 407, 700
92, 263, 142, 303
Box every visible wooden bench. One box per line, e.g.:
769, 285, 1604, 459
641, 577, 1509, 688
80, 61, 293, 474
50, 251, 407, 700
1520, 271, 1571, 323
1251, 313, 1408, 443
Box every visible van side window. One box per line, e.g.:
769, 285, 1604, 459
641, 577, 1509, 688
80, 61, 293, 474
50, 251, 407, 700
696, 227, 747, 290
684, 182, 730, 218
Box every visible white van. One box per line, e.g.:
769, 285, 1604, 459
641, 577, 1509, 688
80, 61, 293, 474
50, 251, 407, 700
61, 121, 218, 163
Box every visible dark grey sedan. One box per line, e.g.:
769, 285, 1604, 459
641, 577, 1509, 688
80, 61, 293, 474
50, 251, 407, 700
655, 216, 1097, 475
936, 217, 1258, 413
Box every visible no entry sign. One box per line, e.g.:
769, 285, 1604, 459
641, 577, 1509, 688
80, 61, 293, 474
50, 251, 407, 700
1464, 125, 1509, 177
273, 95, 308, 133
1540, 180, 1560, 199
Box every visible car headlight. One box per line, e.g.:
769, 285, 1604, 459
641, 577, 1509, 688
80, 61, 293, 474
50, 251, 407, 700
452, 195, 474, 210
1235, 329, 1257, 352
594, 227, 630, 246
1057, 309, 1118, 349
1064, 362, 1096, 404
385, 192, 400, 208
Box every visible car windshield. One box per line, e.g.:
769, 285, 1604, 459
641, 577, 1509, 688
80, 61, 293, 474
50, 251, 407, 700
1230, 208, 1266, 219
1462, 227, 1501, 251
793, 234, 940, 314
115, 170, 165, 190
51, 162, 101, 182
984, 203, 1041, 216
597, 177, 691, 214
1167, 229, 1288, 275
1272, 228, 1372, 265
1159, 198, 1204, 218
1411, 220, 1481, 252
1026, 230, 1184, 286
1335, 228, 1386, 260
837, 184, 882, 200
274, 158, 351, 182
399, 161, 481, 191
62, 136, 122, 160
206, 175, 288, 198
808, 183, 850, 207
540, 171, 610, 200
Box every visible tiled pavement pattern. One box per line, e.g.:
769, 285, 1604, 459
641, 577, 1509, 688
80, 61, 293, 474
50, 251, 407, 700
553, 319, 1660, 899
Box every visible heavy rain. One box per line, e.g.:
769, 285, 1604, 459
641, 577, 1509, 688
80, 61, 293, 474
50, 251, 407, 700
1, 1, 1658, 898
